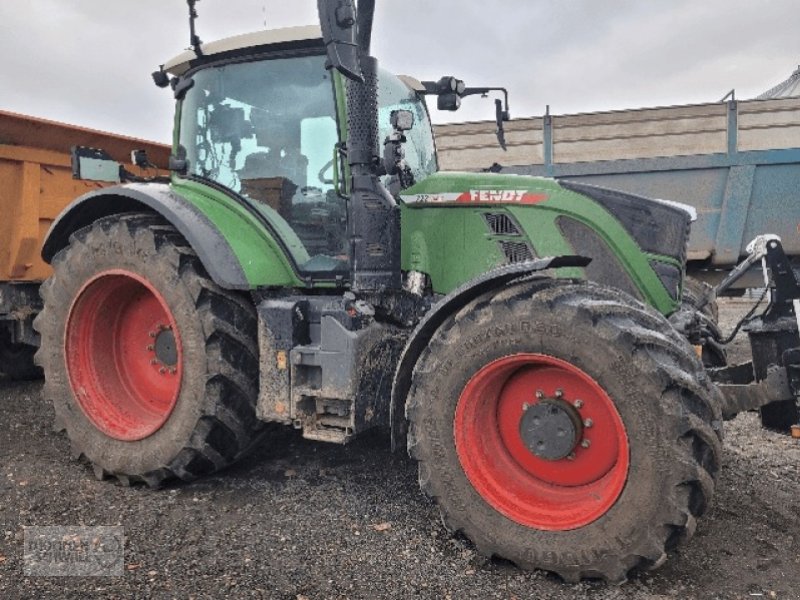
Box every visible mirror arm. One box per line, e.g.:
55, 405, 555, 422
317, 0, 363, 82
461, 87, 510, 119
419, 81, 441, 95
418, 81, 511, 122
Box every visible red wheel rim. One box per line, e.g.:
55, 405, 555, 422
65, 270, 183, 441
454, 353, 629, 530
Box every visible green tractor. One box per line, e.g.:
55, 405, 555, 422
35, 0, 727, 582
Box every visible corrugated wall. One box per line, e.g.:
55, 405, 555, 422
434, 97, 800, 172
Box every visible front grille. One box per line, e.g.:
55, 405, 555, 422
483, 212, 522, 236
499, 240, 535, 263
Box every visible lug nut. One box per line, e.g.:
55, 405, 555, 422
555, 388, 564, 399
149, 331, 157, 338
169, 367, 177, 375
150, 359, 158, 365
581, 439, 591, 448
159, 367, 166, 374
574, 399, 584, 409
146, 344, 154, 351
535, 390, 544, 400
522, 402, 530, 411
566, 452, 576, 461
583, 418, 594, 428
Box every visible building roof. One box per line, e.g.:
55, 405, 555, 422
756, 65, 800, 99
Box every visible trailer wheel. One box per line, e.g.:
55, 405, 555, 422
35, 212, 262, 487
406, 280, 722, 583
0, 332, 41, 381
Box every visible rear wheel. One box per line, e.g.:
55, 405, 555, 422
406, 280, 722, 582
35, 212, 262, 486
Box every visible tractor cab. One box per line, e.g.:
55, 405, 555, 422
163, 26, 437, 276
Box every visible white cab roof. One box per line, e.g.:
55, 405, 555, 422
164, 25, 322, 75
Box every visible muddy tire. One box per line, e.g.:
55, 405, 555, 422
35, 212, 262, 487
406, 279, 722, 583
0, 333, 41, 381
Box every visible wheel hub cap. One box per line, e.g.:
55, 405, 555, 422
154, 328, 178, 367
519, 399, 583, 461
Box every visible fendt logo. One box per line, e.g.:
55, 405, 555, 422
469, 189, 542, 203
401, 190, 549, 205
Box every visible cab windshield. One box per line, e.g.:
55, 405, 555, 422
178, 53, 347, 275
178, 55, 439, 276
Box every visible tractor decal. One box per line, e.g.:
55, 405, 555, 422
401, 190, 548, 204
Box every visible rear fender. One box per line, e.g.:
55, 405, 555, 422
389, 255, 591, 450
42, 182, 298, 290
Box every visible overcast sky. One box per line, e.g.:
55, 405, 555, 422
1, 1, 797, 143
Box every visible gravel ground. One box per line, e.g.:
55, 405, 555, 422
1, 299, 799, 599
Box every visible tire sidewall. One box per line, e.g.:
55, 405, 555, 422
46, 223, 213, 475
415, 288, 689, 569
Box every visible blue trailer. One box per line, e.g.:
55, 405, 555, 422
434, 96, 800, 289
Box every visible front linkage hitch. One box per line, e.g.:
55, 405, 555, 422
705, 234, 800, 432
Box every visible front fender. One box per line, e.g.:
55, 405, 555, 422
42, 182, 301, 290
389, 255, 591, 451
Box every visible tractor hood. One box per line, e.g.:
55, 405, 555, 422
399, 172, 694, 268
398, 171, 694, 315
400, 171, 696, 220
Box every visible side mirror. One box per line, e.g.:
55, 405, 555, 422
421, 75, 511, 150
71, 146, 121, 183
495, 99, 508, 151
131, 149, 152, 169
317, 0, 363, 82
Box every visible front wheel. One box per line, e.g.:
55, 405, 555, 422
406, 280, 722, 582
35, 213, 263, 487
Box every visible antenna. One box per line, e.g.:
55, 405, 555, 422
187, 0, 203, 57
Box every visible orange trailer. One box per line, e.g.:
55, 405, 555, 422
0, 110, 169, 378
